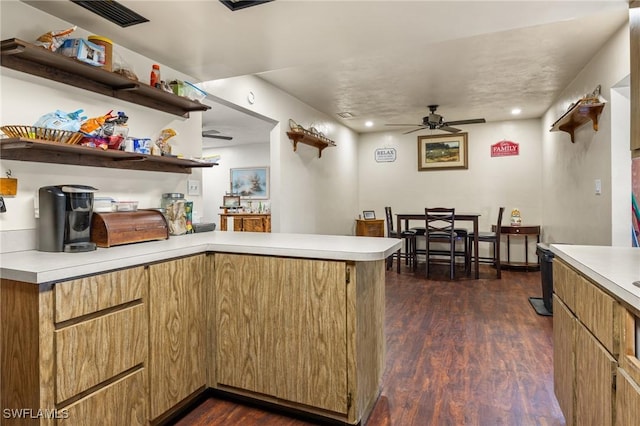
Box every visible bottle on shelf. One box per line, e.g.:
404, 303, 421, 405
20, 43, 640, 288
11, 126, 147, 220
150, 64, 161, 88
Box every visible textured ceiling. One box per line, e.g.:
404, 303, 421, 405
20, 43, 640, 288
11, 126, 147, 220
21, 0, 630, 140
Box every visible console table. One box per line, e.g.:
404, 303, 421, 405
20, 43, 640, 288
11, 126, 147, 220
355, 219, 385, 237
493, 225, 541, 271
219, 213, 271, 232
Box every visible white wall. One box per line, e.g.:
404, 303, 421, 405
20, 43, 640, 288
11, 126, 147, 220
541, 23, 630, 245
0, 2, 204, 238
358, 119, 543, 234
201, 76, 360, 235
201, 142, 270, 227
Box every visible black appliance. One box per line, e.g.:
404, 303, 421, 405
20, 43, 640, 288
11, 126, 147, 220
38, 185, 98, 252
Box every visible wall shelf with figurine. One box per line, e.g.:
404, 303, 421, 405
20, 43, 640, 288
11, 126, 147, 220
0, 38, 211, 118
286, 120, 336, 158
550, 86, 606, 143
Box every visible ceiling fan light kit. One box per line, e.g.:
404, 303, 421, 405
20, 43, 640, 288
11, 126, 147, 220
386, 104, 486, 134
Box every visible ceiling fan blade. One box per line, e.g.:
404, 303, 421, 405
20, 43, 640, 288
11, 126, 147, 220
202, 133, 233, 140
439, 126, 461, 133
402, 127, 427, 135
385, 123, 423, 126
445, 118, 486, 126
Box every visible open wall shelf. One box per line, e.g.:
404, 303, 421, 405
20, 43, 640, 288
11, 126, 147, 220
1, 38, 211, 118
0, 138, 215, 174
286, 131, 336, 158
550, 98, 605, 143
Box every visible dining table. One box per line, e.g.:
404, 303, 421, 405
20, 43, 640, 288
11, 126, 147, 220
396, 212, 481, 279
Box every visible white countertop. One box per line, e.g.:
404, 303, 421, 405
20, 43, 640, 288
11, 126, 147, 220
549, 244, 640, 310
0, 232, 402, 284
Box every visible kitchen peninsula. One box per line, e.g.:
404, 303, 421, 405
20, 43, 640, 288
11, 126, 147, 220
549, 244, 640, 426
1, 232, 401, 425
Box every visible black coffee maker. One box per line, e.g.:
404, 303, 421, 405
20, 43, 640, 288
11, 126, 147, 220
38, 185, 98, 252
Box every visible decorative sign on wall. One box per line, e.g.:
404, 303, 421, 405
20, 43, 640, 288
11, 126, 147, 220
375, 147, 397, 163
491, 140, 519, 157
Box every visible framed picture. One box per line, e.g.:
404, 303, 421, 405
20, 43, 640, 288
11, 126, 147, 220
223, 195, 241, 207
417, 133, 468, 171
230, 167, 269, 200
362, 210, 376, 220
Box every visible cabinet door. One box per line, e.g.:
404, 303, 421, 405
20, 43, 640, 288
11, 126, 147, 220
616, 368, 640, 426
149, 255, 207, 419
553, 295, 576, 426
215, 253, 348, 414
242, 217, 264, 232
575, 320, 616, 426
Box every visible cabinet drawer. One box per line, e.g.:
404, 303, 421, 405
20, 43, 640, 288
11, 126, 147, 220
619, 306, 640, 386
55, 304, 147, 403
574, 273, 619, 356
58, 368, 147, 426
553, 259, 575, 312
55, 267, 146, 323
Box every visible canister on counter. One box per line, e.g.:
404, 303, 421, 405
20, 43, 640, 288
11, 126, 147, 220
88, 35, 113, 71
161, 193, 184, 211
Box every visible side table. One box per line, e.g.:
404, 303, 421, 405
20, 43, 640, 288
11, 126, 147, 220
493, 224, 541, 271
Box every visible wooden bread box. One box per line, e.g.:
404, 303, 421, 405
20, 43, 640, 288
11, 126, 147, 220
91, 210, 169, 248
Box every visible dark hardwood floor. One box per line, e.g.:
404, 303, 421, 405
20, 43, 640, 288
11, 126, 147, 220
174, 263, 565, 425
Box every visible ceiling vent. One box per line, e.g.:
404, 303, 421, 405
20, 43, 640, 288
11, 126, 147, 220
219, 0, 274, 12
70, 1, 149, 27
337, 112, 355, 119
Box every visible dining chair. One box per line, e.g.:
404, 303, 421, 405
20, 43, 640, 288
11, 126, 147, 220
467, 207, 505, 279
424, 207, 457, 280
384, 207, 417, 273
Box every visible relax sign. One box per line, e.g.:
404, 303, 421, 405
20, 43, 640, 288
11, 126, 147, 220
375, 148, 397, 162
491, 140, 519, 157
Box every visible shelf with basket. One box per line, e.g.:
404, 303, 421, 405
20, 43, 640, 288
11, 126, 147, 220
0, 136, 215, 174
286, 119, 336, 158
0, 38, 211, 118
550, 86, 606, 143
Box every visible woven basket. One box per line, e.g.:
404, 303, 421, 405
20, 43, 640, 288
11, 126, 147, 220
0, 125, 83, 144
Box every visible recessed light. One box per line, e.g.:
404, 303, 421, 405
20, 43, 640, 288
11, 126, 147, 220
511, 108, 522, 115
365, 121, 374, 127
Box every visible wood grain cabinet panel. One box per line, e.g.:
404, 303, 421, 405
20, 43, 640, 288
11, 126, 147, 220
54, 267, 146, 322
215, 253, 348, 414
55, 304, 147, 403
149, 255, 207, 420
553, 259, 575, 313
574, 273, 619, 356
60, 369, 147, 426
575, 321, 616, 426
553, 295, 576, 426
615, 368, 640, 426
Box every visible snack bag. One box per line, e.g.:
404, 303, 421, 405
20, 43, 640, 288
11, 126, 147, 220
34, 109, 86, 132
80, 110, 118, 135
155, 128, 177, 155
34, 26, 77, 51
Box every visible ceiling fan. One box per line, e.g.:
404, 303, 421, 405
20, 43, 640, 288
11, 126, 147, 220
386, 105, 486, 134
202, 129, 233, 141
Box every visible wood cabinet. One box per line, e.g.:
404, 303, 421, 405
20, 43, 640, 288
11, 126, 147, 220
1, 266, 149, 425
213, 253, 385, 424
552, 258, 623, 426
355, 219, 385, 237
553, 296, 575, 426
218, 213, 271, 232
148, 255, 207, 421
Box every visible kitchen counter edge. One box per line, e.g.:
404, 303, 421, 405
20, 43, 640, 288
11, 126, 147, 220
549, 244, 640, 311
0, 232, 402, 284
